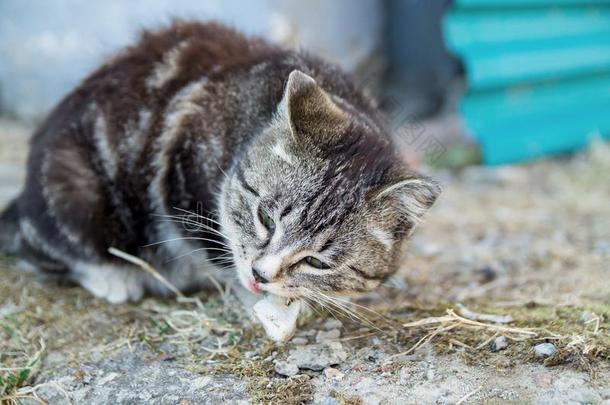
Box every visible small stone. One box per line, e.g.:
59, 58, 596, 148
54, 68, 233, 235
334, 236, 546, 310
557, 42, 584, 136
476, 265, 497, 284
398, 367, 413, 386
490, 336, 509, 352
534, 343, 557, 358
188, 377, 212, 392
97, 372, 120, 385
323, 318, 343, 330
296, 329, 317, 337
365, 350, 380, 363
291, 337, 309, 345
274, 361, 299, 377
315, 328, 341, 343
286, 342, 348, 371
323, 367, 344, 380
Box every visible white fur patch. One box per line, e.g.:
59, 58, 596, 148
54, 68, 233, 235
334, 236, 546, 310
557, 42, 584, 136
146, 41, 189, 90
369, 226, 394, 250
92, 110, 118, 178
122, 109, 152, 166
75, 262, 144, 304
271, 141, 293, 164
197, 134, 225, 181
376, 179, 428, 199
254, 247, 292, 281
376, 179, 435, 225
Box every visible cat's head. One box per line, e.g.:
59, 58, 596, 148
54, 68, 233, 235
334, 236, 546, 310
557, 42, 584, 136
219, 70, 440, 300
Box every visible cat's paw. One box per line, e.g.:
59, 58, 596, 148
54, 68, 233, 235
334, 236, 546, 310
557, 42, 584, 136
76, 263, 144, 304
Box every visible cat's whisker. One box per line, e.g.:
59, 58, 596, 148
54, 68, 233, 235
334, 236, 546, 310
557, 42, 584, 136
302, 293, 345, 322
171, 207, 225, 228
326, 294, 392, 330
209, 251, 234, 260
152, 220, 228, 240
311, 289, 384, 332
211, 259, 235, 266
302, 296, 335, 320
304, 289, 371, 328
152, 212, 225, 232
165, 246, 233, 263
143, 236, 230, 248
302, 294, 344, 325
152, 215, 230, 240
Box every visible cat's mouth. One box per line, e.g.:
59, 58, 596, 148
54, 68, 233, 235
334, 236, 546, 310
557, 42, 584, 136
237, 263, 305, 299
247, 280, 264, 295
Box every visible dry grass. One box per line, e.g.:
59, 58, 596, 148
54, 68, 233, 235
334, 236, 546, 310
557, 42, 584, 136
0, 254, 245, 403
247, 375, 313, 405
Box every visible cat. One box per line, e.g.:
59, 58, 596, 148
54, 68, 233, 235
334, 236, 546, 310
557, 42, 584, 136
0, 21, 440, 304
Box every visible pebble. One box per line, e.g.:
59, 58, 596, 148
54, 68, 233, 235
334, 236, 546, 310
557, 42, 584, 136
323, 318, 343, 330
97, 372, 120, 385
286, 342, 348, 371
490, 336, 509, 352
476, 265, 498, 284
534, 343, 557, 358
274, 361, 299, 377
291, 337, 309, 345
296, 329, 317, 337
323, 367, 345, 380
316, 328, 341, 343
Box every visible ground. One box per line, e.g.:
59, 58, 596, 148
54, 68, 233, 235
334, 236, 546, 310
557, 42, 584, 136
1, 119, 609, 404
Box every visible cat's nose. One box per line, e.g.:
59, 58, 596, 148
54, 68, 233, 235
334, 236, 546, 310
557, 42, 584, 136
252, 267, 269, 284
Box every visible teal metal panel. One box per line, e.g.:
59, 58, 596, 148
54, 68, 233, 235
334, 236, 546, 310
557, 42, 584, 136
444, 2, 610, 164
456, 0, 610, 7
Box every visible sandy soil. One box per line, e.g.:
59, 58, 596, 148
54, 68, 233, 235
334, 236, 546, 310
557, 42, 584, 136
1, 119, 609, 404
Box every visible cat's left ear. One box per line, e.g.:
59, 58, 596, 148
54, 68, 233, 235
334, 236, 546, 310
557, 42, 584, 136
373, 175, 441, 227
278, 70, 348, 138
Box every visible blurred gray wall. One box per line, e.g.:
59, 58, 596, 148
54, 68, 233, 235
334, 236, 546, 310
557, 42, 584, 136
0, 0, 383, 121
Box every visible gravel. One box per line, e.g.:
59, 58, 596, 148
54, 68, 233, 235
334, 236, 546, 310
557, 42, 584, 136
534, 343, 557, 358
315, 328, 341, 343
286, 342, 348, 371
274, 361, 300, 377
490, 336, 509, 352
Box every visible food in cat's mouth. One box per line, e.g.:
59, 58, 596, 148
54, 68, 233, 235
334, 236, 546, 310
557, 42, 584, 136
253, 294, 301, 342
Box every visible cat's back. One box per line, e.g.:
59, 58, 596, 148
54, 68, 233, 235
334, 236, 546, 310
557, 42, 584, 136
18, 21, 282, 264
33, 21, 278, 144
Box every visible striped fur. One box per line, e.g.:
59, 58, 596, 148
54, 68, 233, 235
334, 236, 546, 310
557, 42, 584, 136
1, 21, 439, 303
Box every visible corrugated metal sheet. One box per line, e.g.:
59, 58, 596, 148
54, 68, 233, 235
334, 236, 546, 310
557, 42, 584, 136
444, 0, 610, 164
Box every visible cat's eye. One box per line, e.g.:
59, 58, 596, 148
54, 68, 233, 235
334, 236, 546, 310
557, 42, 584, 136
304, 256, 329, 269
258, 208, 275, 232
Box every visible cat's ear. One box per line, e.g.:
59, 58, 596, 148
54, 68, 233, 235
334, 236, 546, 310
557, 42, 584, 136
373, 176, 441, 228
278, 70, 347, 137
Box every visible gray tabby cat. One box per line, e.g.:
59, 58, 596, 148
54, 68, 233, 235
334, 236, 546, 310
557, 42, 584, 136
0, 21, 440, 304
